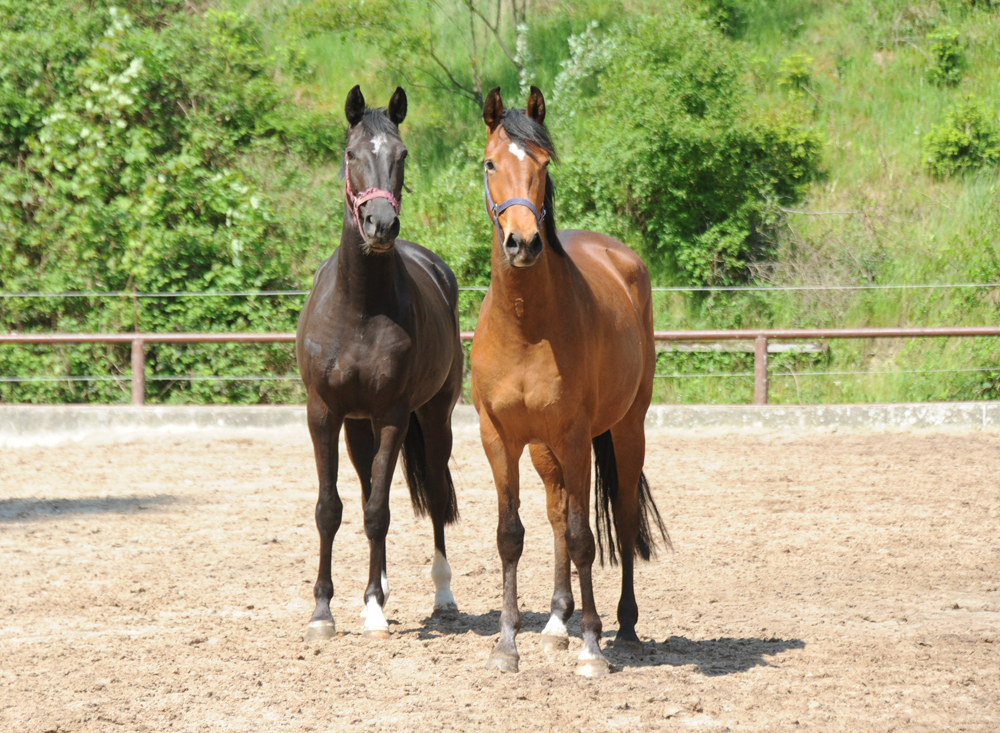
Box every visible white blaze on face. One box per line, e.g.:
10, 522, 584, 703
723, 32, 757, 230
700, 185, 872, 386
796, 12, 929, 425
371, 135, 386, 155
508, 142, 527, 161
431, 549, 456, 609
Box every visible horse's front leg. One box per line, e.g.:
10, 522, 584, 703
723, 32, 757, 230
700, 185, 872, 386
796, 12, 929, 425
305, 394, 344, 641
529, 444, 574, 652
557, 428, 610, 677
481, 414, 524, 673
360, 409, 408, 638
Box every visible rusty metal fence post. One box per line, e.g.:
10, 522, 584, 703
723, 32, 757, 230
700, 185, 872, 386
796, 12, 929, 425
131, 338, 145, 406
754, 335, 768, 405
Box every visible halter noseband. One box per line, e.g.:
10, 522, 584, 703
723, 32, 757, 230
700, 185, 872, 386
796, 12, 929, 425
484, 171, 546, 242
345, 156, 401, 241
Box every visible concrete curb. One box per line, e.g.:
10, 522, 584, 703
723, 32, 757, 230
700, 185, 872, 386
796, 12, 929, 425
2, 402, 998, 447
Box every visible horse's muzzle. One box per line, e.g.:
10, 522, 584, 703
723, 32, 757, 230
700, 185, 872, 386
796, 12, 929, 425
505, 232, 543, 268
361, 199, 400, 250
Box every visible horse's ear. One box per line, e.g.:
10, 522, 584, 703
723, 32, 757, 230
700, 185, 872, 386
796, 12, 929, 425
388, 87, 407, 125
526, 85, 546, 125
483, 87, 504, 132
345, 85, 365, 127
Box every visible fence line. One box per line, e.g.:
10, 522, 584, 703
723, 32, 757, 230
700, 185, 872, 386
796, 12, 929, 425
3, 282, 1000, 298
2, 327, 999, 405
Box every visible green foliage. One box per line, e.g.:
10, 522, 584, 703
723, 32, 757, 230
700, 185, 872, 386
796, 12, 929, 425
926, 27, 965, 86
554, 12, 822, 285
778, 53, 814, 97
923, 96, 1000, 177
0, 1, 342, 403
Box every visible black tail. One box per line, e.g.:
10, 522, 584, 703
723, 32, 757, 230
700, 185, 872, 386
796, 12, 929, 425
593, 429, 671, 566
400, 412, 459, 524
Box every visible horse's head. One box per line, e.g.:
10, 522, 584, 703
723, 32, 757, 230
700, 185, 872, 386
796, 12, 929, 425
482, 86, 562, 269
343, 85, 408, 252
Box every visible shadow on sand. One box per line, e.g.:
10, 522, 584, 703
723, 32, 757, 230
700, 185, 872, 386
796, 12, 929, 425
0, 494, 181, 522
410, 609, 804, 675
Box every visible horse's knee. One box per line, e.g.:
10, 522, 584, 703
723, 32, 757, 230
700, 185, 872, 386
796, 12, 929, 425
565, 519, 596, 567
496, 514, 525, 563
315, 495, 344, 534
363, 503, 390, 542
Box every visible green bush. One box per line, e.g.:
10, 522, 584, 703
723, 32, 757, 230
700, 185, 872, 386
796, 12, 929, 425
923, 96, 1000, 177
0, 1, 342, 403
926, 27, 965, 86
554, 12, 822, 285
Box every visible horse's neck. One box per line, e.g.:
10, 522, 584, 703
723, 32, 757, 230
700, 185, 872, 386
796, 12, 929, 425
334, 220, 404, 315
487, 245, 573, 336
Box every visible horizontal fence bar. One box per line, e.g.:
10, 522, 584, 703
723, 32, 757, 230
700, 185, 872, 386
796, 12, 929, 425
3, 327, 999, 405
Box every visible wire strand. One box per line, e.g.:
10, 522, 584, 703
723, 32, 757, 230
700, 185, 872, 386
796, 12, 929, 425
3, 282, 1000, 298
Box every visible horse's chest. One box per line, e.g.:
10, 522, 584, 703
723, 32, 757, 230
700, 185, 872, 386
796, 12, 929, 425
323, 326, 412, 394
481, 345, 564, 415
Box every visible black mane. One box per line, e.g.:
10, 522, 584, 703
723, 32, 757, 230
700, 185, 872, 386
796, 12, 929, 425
498, 108, 564, 257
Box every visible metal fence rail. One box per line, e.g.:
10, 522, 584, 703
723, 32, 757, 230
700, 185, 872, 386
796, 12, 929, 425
2, 327, 999, 405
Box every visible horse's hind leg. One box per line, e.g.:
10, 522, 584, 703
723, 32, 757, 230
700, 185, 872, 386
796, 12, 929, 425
345, 418, 389, 610
608, 416, 646, 654
305, 395, 344, 641
529, 444, 574, 651
415, 392, 460, 617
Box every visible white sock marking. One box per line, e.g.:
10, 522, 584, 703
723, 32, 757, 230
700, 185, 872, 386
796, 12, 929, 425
431, 549, 456, 608
541, 614, 568, 638
360, 572, 390, 618
363, 595, 388, 632
508, 142, 527, 161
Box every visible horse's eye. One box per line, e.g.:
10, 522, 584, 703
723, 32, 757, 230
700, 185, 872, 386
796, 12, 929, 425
484, 160, 495, 172
400, 149, 409, 160
346, 150, 356, 161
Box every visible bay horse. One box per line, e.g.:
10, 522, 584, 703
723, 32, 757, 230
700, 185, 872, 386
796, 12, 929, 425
470, 86, 668, 677
296, 86, 463, 640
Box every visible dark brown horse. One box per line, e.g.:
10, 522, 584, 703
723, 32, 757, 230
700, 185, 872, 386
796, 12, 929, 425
297, 86, 463, 640
470, 86, 668, 676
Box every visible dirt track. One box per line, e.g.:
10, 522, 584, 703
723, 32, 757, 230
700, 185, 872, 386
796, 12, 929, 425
1, 429, 999, 732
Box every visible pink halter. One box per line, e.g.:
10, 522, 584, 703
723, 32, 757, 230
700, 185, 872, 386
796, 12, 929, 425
344, 157, 400, 240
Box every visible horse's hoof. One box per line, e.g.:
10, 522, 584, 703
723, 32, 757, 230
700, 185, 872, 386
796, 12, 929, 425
576, 657, 611, 678
609, 639, 645, 659
485, 652, 519, 673
304, 619, 336, 641
362, 627, 391, 639
431, 602, 459, 620
539, 634, 569, 652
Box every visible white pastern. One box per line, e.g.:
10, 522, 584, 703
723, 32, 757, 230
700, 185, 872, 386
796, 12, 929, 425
371, 135, 386, 155
362, 596, 389, 632
541, 614, 568, 638
430, 549, 456, 608
508, 142, 527, 161
359, 573, 390, 619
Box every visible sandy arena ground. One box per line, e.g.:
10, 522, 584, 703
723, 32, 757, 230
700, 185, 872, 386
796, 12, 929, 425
1, 428, 998, 732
